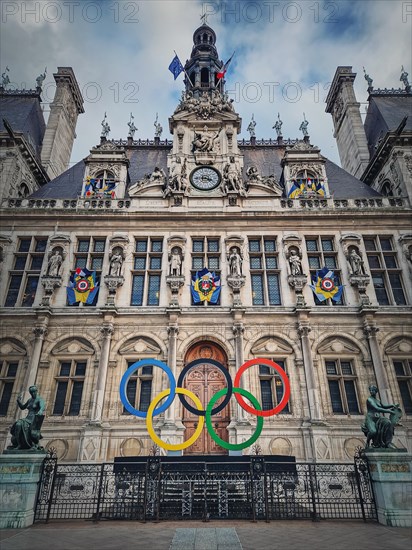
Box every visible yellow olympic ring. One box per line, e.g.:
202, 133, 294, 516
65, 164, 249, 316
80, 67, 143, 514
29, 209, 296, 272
146, 387, 204, 451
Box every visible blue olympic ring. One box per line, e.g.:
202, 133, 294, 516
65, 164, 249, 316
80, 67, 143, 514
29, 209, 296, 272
119, 359, 176, 418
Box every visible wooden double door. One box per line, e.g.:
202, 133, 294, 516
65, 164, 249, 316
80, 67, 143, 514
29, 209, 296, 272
182, 343, 230, 455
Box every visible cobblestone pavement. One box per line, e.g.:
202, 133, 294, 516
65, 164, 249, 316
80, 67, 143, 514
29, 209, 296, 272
1, 520, 411, 550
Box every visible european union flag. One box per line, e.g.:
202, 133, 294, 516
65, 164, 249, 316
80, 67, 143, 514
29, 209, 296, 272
168, 54, 184, 80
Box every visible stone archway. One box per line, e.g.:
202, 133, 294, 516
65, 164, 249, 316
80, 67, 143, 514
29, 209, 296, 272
182, 341, 230, 455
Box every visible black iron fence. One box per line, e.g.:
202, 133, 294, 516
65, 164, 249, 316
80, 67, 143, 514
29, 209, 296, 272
35, 453, 376, 523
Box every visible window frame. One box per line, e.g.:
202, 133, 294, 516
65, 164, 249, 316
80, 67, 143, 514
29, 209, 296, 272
249, 236, 281, 306
258, 358, 291, 414
363, 235, 407, 306
122, 359, 154, 415
391, 358, 412, 415
190, 236, 221, 306
131, 237, 163, 307
4, 237, 48, 307
0, 359, 21, 416
325, 358, 360, 415
305, 235, 344, 306
52, 359, 87, 416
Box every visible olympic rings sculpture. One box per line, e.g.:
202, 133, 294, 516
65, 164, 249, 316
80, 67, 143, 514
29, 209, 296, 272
119, 357, 290, 452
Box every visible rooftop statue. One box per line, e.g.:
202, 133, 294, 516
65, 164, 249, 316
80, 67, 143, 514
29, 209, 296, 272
299, 113, 309, 137
127, 113, 137, 138
154, 113, 163, 138
273, 113, 283, 137
400, 65, 410, 89
1, 66, 10, 89
7, 386, 45, 451
363, 67, 373, 89
101, 112, 111, 138
36, 67, 47, 90
247, 114, 256, 138
361, 385, 402, 449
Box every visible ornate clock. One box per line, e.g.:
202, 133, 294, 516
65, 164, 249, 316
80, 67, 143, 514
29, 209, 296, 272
190, 166, 221, 191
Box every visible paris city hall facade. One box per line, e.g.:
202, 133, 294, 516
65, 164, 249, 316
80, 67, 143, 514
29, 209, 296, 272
0, 23, 411, 463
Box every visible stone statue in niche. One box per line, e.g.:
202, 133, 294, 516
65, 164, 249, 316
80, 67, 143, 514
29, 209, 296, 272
228, 247, 243, 276
288, 248, 302, 275
166, 157, 188, 195
46, 248, 63, 277
109, 248, 124, 277
169, 247, 182, 276
7, 386, 45, 451
223, 157, 245, 195
347, 248, 364, 275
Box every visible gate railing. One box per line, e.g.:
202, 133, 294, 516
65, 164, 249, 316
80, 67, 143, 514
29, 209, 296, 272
35, 453, 377, 522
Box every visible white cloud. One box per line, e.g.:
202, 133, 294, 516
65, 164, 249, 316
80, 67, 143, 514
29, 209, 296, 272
1, 0, 410, 170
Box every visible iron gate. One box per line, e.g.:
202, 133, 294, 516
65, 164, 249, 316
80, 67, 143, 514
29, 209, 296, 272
35, 452, 376, 522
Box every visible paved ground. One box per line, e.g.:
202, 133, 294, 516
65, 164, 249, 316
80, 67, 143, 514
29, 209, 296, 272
1, 520, 411, 550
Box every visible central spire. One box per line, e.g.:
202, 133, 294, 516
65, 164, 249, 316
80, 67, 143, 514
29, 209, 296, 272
184, 23, 224, 94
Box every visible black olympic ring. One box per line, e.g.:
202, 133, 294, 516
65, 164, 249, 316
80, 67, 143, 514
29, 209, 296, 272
177, 358, 233, 416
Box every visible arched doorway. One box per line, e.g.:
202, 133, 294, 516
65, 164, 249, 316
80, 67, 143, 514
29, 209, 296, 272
182, 341, 230, 455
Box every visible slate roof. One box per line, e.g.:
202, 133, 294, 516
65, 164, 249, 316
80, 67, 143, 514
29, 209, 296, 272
364, 94, 412, 157
30, 142, 381, 200
0, 93, 46, 159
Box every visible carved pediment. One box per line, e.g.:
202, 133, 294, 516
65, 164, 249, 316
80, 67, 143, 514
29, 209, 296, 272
251, 337, 293, 356
385, 336, 412, 355
51, 337, 95, 356
119, 337, 162, 356
317, 337, 360, 355
49, 234, 71, 244
0, 338, 27, 356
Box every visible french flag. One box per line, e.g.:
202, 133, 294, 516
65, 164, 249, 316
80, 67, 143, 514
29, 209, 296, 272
217, 52, 235, 80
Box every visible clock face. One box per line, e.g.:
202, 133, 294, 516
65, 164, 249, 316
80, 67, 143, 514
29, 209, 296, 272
190, 166, 221, 191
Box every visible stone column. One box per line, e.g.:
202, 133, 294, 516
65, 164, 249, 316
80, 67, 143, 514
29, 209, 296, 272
90, 323, 113, 423
23, 325, 48, 391
165, 325, 179, 423
233, 323, 248, 423
297, 322, 321, 421
363, 322, 392, 404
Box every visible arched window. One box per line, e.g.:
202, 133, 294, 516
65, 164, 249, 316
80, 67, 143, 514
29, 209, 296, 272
381, 180, 394, 197
200, 68, 209, 87
295, 170, 323, 196
0, 339, 26, 417
18, 182, 30, 198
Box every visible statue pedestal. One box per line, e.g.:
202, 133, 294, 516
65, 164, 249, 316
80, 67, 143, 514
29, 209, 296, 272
365, 449, 412, 527
0, 453, 45, 528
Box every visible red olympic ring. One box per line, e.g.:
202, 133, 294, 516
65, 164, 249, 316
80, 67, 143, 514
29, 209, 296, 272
234, 358, 290, 417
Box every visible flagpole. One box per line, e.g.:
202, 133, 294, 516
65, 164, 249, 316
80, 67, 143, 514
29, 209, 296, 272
174, 50, 191, 84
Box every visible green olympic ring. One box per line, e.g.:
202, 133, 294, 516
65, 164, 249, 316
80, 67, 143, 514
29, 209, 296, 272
205, 387, 264, 451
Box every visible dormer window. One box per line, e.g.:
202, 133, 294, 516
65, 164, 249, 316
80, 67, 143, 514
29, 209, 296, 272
289, 170, 326, 198
84, 170, 117, 199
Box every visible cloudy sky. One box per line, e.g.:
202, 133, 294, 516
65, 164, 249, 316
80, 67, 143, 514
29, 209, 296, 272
1, 0, 411, 168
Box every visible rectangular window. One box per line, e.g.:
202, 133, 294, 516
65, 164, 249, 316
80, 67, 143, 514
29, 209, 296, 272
52, 360, 86, 416
249, 236, 281, 306
326, 359, 360, 414
364, 236, 407, 306
306, 236, 343, 306
259, 360, 290, 413
131, 237, 163, 306
70, 237, 106, 307
393, 360, 412, 414
123, 361, 153, 414
0, 361, 19, 416
191, 237, 221, 306
4, 237, 47, 307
